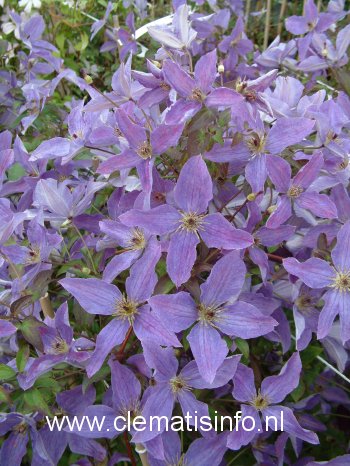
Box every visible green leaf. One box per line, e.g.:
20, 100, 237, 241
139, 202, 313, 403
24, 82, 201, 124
16, 344, 30, 373
7, 163, 26, 181
0, 364, 16, 381
75, 32, 89, 52
301, 345, 323, 365
291, 379, 305, 402
24, 388, 52, 415
82, 364, 110, 393
235, 338, 249, 359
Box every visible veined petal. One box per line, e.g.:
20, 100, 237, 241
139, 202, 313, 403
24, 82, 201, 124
297, 192, 338, 219
266, 117, 315, 154
151, 123, 184, 155
283, 257, 334, 288
201, 213, 253, 249
60, 278, 121, 315
200, 251, 246, 307
261, 352, 302, 403
119, 205, 180, 235
331, 220, 350, 272
317, 289, 342, 340
98, 150, 141, 174
187, 323, 228, 383
174, 155, 212, 213
149, 292, 197, 333
163, 60, 195, 97
167, 231, 199, 287
134, 305, 181, 347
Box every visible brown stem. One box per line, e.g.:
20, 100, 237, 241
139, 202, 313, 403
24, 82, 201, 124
123, 431, 137, 466
267, 253, 284, 263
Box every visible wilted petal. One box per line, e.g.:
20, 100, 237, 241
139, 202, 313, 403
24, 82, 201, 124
283, 257, 334, 288
174, 155, 212, 213
187, 324, 228, 383
201, 213, 253, 249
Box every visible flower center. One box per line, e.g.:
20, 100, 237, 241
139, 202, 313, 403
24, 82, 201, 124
250, 391, 269, 411
114, 296, 138, 323
137, 141, 152, 159
189, 88, 205, 102
127, 228, 146, 250
170, 376, 190, 394
179, 212, 206, 233
287, 185, 303, 198
160, 81, 171, 91
13, 422, 27, 434
331, 272, 350, 293
51, 337, 69, 355
197, 303, 219, 324
246, 133, 267, 155
25, 245, 41, 264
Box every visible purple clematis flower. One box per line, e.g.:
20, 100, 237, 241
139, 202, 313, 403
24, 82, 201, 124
149, 251, 277, 382
0, 413, 51, 466
18, 302, 91, 390
98, 107, 183, 196
286, 0, 339, 60
284, 220, 350, 343
133, 59, 172, 109
133, 343, 240, 442
60, 237, 180, 377
227, 353, 319, 450
163, 49, 243, 125
267, 152, 338, 228
120, 155, 253, 286
147, 430, 229, 466
97, 219, 153, 283
33, 385, 106, 466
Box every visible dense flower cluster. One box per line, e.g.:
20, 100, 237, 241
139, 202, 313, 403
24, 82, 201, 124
1, 0, 350, 464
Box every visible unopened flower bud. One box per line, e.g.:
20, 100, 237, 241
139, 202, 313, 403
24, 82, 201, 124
82, 267, 91, 275
84, 74, 93, 85
267, 205, 277, 214
218, 63, 225, 74
247, 193, 257, 201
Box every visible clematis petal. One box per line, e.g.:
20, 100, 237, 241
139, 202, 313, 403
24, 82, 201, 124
283, 257, 335, 288
187, 323, 228, 383
174, 155, 212, 213
262, 406, 319, 444
149, 292, 197, 333
217, 302, 277, 338
200, 251, 246, 307
261, 352, 302, 403
297, 192, 338, 219
60, 278, 121, 315
201, 213, 253, 249
331, 220, 350, 272
86, 319, 129, 377
266, 117, 315, 154
167, 231, 199, 287
119, 205, 180, 235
